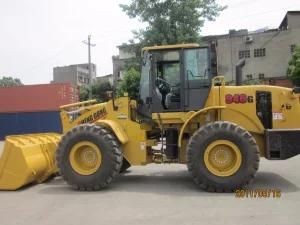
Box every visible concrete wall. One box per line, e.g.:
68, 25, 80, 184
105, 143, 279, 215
112, 45, 140, 86
53, 65, 78, 84
76, 64, 97, 80
112, 55, 133, 85
53, 63, 96, 86
288, 14, 300, 29
216, 28, 300, 82
112, 56, 123, 85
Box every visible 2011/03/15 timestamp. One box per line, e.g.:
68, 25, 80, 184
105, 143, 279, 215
235, 189, 281, 198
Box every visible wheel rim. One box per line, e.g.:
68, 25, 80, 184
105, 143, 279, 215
204, 140, 242, 177
69, 141, 102, 175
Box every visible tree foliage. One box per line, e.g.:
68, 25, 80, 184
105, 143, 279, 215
79, 82, 113, 102
119, 44, 142, 72
0, 76, 23, 87
92, 82, 113, 102
79, 85, 89, 101
117, 68, 141, 99
120, 0, 226, 46
288, 45, 300, 86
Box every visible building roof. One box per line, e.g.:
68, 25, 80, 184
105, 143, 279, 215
53, 63, 96, 69
279, 11, 300, 30
97, 74, 112, 78
142, 43, 200, 51
202, 10, 300, 41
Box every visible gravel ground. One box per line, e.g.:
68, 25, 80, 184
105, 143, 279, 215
0, 141, 299, 225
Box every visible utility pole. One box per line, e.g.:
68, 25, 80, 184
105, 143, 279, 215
82, 35, 96, 99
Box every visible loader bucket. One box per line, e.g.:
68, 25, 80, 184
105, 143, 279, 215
0, 133, 61, 190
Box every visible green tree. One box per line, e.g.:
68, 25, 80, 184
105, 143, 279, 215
92, 82, 113, 102
117, 68, 141, 99
120, 0, 226, 46
79, 82, 113, 102
288, 45, 300, 86
79, 85, 89, 101
0, 76, 23, 87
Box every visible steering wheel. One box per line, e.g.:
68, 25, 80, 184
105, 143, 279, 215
155, 77, 171, 95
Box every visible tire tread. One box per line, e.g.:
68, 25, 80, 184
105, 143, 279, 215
56, 124, 123, 191
186, 121, 260, 193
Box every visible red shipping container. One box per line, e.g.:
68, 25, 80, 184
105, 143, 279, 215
0, 83, 79, 113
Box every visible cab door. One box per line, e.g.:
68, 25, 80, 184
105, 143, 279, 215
137, 52, 152, 118
183, 47, 211, 111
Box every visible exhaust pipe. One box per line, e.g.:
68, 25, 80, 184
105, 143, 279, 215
236, 59, 245, 86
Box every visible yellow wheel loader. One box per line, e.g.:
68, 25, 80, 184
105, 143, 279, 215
1, 43, 300, 192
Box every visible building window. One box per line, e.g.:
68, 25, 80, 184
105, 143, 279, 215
246, 74, 253, 80
290, 44, 296, 54
259, 73, 265, 80
238, 50, 250, 59
254, 48, 266, 57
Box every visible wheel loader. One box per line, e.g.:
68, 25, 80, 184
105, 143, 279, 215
1, 43, 300, 192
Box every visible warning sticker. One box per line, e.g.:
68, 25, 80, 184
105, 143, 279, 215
272, 112, 283, 120
140, 142, 146, 151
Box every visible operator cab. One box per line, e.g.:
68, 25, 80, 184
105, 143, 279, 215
138, 44, 211, 117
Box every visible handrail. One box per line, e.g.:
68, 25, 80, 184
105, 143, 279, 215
60, 99, 97, 110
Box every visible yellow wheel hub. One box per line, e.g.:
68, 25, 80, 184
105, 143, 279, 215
69, 141, 102, 175
204, 140, 242, 177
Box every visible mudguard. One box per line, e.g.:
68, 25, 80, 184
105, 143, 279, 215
95, 120, 129, 144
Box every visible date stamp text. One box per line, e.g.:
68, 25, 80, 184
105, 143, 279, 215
235, 189, 281, 198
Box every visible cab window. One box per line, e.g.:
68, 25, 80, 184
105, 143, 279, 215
154, 51, 181, 110
184, 48, 209, 86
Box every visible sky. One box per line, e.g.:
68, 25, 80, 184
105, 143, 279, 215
0, 0, 299, 85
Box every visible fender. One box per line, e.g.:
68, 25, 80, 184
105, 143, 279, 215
95, 119, 129, 144
178, 106, 226, 147
221, 107, 265, 133
178, 106, 265, 148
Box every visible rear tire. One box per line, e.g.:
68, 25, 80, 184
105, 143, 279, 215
56, 124, 123, 191
187, 121, 259, 192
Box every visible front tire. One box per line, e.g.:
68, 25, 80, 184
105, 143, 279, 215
56, 124, 123, 191
187, 121, 259, 192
